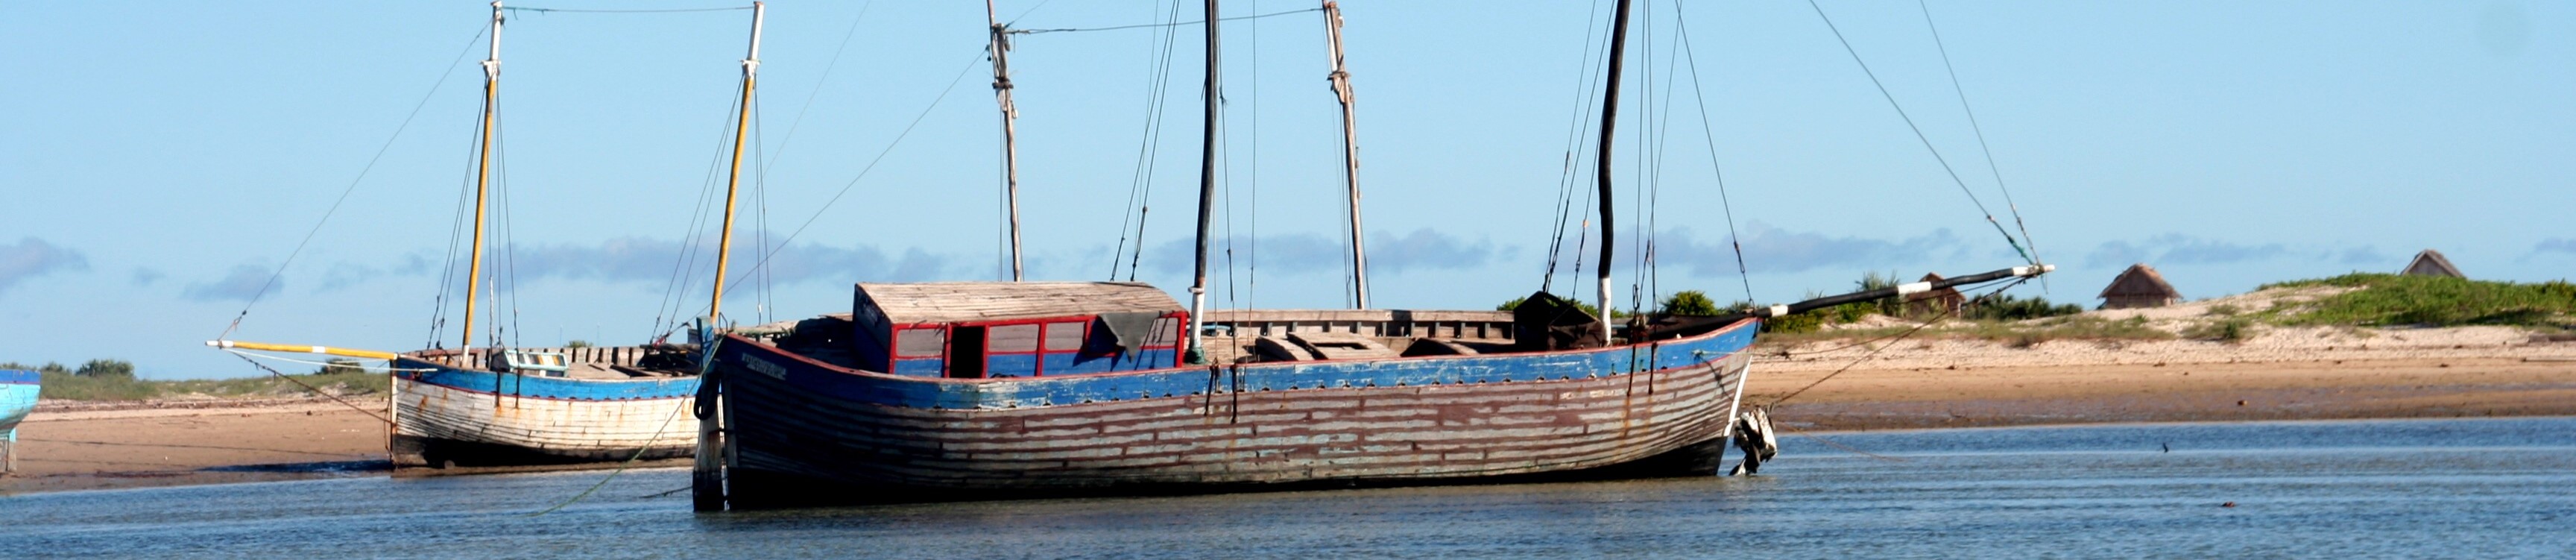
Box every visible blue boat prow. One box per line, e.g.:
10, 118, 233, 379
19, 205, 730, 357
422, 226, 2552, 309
1, 368, 40, 474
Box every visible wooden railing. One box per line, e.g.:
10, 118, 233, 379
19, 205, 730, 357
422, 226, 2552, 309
1201, 309, 1515, 341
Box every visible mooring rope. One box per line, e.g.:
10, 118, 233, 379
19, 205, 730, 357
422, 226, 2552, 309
527, 394, 692, 516
218, 24, 488, 343
221, 349, 439, 373
226, 352, 397, 426
1765, 277, 2032, 407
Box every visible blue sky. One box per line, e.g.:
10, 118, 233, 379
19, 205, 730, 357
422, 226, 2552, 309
3, 1, 2569, 379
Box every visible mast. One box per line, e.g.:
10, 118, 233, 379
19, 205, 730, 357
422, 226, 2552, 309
1322, 1, 1367, 309
708, 1, 765, 328
987, 1, 1023, 281
460, 1, 503, 352
1592, 0, 1635, 346
1186, 0, 1221, 363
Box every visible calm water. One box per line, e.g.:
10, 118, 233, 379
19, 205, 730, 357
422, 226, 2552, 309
5, 417, 2573, 559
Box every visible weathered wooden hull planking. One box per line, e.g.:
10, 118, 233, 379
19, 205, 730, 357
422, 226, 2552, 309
389, 361, 698, 468
710, 319, 1758, 505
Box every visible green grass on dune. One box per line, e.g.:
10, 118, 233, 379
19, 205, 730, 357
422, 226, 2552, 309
2259, 273, 2576, 328
30, 371, 390, 402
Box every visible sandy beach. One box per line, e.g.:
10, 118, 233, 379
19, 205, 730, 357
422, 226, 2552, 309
3, 399, 390, 494
6, 325, 2572, 495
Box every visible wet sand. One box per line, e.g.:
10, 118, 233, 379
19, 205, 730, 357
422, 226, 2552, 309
6, 349, 2572, 495
2, 400, 390, 494
1747, 357, 2576, 431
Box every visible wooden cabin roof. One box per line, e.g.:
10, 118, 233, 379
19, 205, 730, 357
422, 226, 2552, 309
2097, 264, 2180, 299
857, 282, 1181, 324
2401, 249, 2463, 278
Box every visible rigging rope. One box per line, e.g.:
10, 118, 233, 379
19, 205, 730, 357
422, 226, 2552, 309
1107, 0, 1190, 282
1764, 276, 2031, 407
647, 81, 747, 343
1243, 0, 1261, 312
1916, 0, 2042, 270
223, 349, 438, 373
1802, 0, 2031, 265
710, 50, 985, 302
493, 108, 526, 349
221, 24, 487, 343
1011, 7, 1320, 35
1676, 10, 1755, 306
1542, 0, 1614, 293
428, 94, 489, 349
225, 352, 396, 426
757, 2, 870, 182
500, 6, 751, 15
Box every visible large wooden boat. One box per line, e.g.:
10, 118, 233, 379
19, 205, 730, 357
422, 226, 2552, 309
702, 283, 1761, 508
686, 0, 2051, 509
207, 1, 770, 471
1, 368, 37, 474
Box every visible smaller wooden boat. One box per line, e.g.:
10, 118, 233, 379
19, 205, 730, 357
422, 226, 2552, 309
203, 1, 771, 471
1, 368, 39, 474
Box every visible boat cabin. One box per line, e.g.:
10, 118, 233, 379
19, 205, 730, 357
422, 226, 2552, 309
850, 282, 1187, 379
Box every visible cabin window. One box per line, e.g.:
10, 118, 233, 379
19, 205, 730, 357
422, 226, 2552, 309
1147, 318, 1179, 348
946, 326, 987, 379
896, 327, 946, 358
990, 324, 1040, 353
1044, 321, 1086, 351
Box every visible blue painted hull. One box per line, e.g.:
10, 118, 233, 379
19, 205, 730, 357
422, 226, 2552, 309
709, 319, 1762, 506
2, 369, 39, 473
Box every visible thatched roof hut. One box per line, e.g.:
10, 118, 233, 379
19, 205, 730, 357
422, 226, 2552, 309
2098, 264, 2179, 309
1903, 272, 1967, 317
2400, 249, 2463, 278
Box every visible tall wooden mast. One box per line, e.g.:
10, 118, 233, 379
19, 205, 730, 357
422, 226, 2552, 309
460, 1, 503, 351
987, 0, 1024, 281
1186, 0, 1222, 363
695, 1, 763, 514
708, 1, 766, 327
1322, 1, 1367, 309
1592, 0, 1635, 345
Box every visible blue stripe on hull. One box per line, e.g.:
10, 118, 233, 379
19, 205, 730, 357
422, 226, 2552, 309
390, 359, 698, 401
720, 321, 1758, 411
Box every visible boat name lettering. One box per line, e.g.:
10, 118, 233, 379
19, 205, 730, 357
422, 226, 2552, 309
745, 356, 787, 380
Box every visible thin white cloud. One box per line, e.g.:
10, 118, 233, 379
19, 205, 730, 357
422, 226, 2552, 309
0, 237, 91, 295
185, 263, 277, 302
2083, 234, 2289, 268
1637, 223, 1963, 277
2536, 238, 2576, 256
1149, 229, 1499, 277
